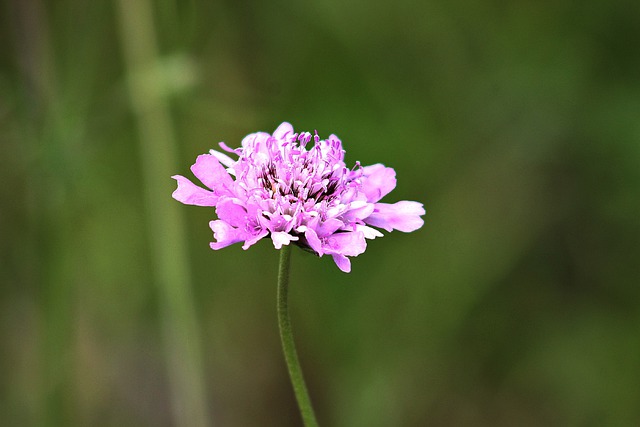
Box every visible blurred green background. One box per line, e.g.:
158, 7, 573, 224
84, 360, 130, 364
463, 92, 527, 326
2, 0, 640, 426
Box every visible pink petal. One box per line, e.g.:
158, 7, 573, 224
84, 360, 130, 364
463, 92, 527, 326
360, 164, 397, 203
171, 175, 218, 206
215, 198, 247, 228
242, 230, 269, 250
271, 231, 298, 249
218, 141, 238, 153
241, 132, 271, 150
304, 228, 324, 255
191, 154, 234, 195
355, 224, 383, 239
342, 201, 375, 223
209, 148, 236, 168
272, 122, 294, 140
209, 220, 244, 249
365, 201, 425, 232
325, 231, 367, 257
332, 254, 351, 273
314, 217, 344, 237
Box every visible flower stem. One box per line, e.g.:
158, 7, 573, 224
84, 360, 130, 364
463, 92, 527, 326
277, 245, 319, 427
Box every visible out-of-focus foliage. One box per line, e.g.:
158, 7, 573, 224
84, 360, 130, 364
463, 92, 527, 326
1, 0, 639, 426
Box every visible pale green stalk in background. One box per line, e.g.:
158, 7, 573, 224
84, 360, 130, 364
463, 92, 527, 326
114, 1, 210, 426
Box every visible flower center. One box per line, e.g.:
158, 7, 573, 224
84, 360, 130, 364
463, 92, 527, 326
258, 160, 342, 204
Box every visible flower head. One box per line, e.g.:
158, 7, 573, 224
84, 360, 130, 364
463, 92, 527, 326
172, 122, 425, 272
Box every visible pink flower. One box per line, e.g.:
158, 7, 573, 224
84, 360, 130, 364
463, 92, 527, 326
172, 122, 425, 272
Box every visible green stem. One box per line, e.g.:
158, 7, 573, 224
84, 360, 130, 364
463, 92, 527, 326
277, 245, 319, 427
